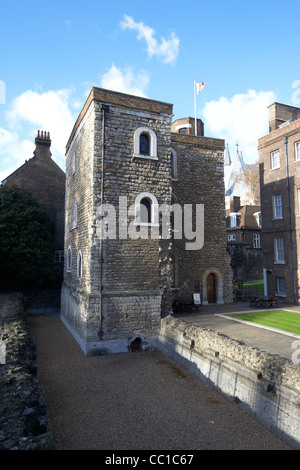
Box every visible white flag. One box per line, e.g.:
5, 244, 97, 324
196, 82, 205, 94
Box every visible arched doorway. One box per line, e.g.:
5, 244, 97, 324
207, 273, 216, 303
202, 268, 224, 305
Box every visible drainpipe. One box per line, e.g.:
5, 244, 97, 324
284, 136, 296, 304
263, 267, 268, 296
99, 104, 109, 339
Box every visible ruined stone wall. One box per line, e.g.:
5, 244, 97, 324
0, 294, 52, 449
159, 315, 300, 448
171, 133, 233, 304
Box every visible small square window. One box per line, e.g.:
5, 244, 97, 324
253, 233, 260, 248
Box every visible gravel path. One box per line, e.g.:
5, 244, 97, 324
27, 313, 293, 451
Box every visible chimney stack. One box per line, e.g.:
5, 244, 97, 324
230, 196, 240, 213
34, 130, 52, 159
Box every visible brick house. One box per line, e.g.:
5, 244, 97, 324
1, 131, 65, 263
60, 87, 233, 355
226, 196, 263, 280
258, 102, 300, 304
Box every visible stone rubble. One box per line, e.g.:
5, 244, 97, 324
0, 293, 53, 450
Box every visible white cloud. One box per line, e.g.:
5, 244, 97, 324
120, 14, 179, 65
203, 89, 276, 163
5, 88, 76, 167
101, 64, 149, 97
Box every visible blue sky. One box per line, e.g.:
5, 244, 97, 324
1, 0, 300, 180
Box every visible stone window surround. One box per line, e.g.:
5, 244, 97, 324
69, 204, 78, 231
77, 250, 82, 279
133, 126, 157, 160
135, 192, 159, 227
67, 245, 72, 272
171, 148, 178, 180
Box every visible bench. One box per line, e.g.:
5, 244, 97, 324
249, 296, 279, 309
173, 294, 201, 313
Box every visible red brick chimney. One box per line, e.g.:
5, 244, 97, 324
230, 196, 240, 213
34, 130, 51, 159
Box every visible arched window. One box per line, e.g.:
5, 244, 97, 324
135, 192, 159, 226
77, 250, 82, 279
67, 245, 72, 272
133, 127, 157, 160
171, 148, 178, 180
140, 197, 152, 223
140, 133, 150, 156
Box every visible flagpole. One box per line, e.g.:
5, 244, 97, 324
194, 79, 197, 136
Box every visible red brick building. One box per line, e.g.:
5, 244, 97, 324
258, 102, 300, 304
226, 196, 262, 280
1, 131, 65, 263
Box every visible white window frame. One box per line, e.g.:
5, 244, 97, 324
69, 204, 78, 231
295, 141, 300, 161
133, 126, 157, 160
229, 213, 239, 227
228, 234, 236, 242
135, 192, 159, 227
253, 211, 262, 227
253, 233, 260, 248
54, 250, 64, 263
271, 149, 280, 169
276, 277, 286, 295
77, 250, 83, 279
67, 245, 72, 272
274, 237, 285, 264
273, 194, 282, 219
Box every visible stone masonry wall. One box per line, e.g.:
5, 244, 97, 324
61, 100, 96, 348
0, 293, 52, 449
171, 133, 233, 304
159, 315, 300, 448
62, 88, 174, 354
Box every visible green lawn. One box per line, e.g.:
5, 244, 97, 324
229, 310, 300, 335
234, 279, 264, 295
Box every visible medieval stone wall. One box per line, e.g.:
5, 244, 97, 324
61, 89, 174, 354
171, 133, 233, 304
159, 315, 300, 448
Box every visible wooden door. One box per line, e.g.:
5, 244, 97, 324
207, 273, 216, 303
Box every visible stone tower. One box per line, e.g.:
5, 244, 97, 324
61, 88, 174, 354
61, 87, 233, 355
